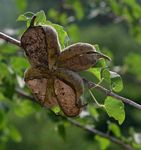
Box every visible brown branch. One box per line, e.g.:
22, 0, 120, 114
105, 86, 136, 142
15, 88, 133, 150
67, 118, 133, 150
84, 79, 141, 110
0, 32, 21, 47
16, 88, 35, 101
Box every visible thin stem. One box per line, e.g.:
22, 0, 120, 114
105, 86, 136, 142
84, 79, 141, 110
67, 118, 133, 150
14, 88, 133, 150
0, 32, 21, 47
89, 89, 104, 107
16, 88, 35, 102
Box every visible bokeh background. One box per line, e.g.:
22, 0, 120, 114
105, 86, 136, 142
0, 0, 141, 150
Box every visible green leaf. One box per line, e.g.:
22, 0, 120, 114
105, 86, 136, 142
88, 68, 101, 80
17, 12, 34, 22
101, 69, 123, 92
95, 135, 110, 150
35, 10, 47, 25
67, 24, 80, 42
2, 75, 16, 99
108, 122, 121, 138
17, 14, 28, 21
48, 9, 58, 19
95, 58, 106, 68
94, 44, 101, 52
104, 96, 125, 125
101, 68, 111, 84
110, 71, 123, 92
125, 53, 141, 80
11, 57, 29, 76
88, 105, 99, 120
73, 0, 84, 20
9, 126, 22, 142
16, 0, 27, 12
51, 105, 61, 114
13, 100, 36, 118
0, 44, 18, 54
0, 63, 10, 79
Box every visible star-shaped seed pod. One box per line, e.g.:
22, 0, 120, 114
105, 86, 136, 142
21, 16, 109, 117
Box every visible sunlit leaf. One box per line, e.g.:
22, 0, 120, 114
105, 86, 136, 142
101, 68, 111, 84
125, 53, 141, 80
16, 0, 27, 12
13, 100, 37, 118
110, 71, 123, 92
0, 63, 10, 79
9, 126, 22, 142
51, 105, 61, 114
95, 58, 106, 68
88, 68, 101, 80
35, 10, 47, 25
101, 69, 123, 92
67, 24, 80, 42
73, 0, 84, 20
95, 135, 110, 150
108, 122, 121, 138
88, 105, 99, 120
104, 96, 125, 125
94, 44, 101, 52
11, 57, 29, 76
17, 12, 34, 22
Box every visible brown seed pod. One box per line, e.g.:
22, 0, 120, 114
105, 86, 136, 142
43, 25, 61, 69
21, 26, 48, 68
21, 17, 110, 117
21, 25, 61, 69
54, 79, 82, 117
57, 43, 110, 71
55, 68, 84, 100
24, 67, 58, 108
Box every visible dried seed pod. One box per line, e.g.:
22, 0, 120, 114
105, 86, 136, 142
21, 26, 48, 68
54, 68, 84, 116
24, 67, 50, 81
54, 79, 81, 117
57, 43, 109, 71
43, 25, 61, 69
55, 68, 84, 100
21, 25, 61, 69
26, 78, 58, 108
24, 67, 58, 108
58, 43, 96, 61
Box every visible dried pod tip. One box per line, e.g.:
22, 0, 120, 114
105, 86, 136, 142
30, 15, 37, 27
95, 51, 111, 61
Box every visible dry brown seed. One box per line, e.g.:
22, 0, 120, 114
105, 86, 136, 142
21, 26, 48, 68
26, 78, 58, 108
58, 43, 96, 61
24, 67, 58, 108
57, 43, 109, 71
54, 79, 81, 117
43, 25, 61, 69
57, 53, 105, 71
55, 68, 84, 100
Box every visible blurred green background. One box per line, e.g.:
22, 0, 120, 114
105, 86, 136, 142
0, 0, 141, 150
